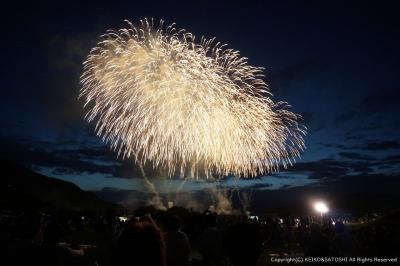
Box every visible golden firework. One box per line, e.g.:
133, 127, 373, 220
80, 18, 306, 178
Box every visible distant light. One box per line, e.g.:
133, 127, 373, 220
314, 201, 329, 215
118, 216, 128, 222
249, 216, 259, 221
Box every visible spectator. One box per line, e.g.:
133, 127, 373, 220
113, 220, 165, 266
164, 215, 190, 266
224, 222, 261, 266
304, 223, 331, 256
199, 213, 225, 266
39, 219, 84, 266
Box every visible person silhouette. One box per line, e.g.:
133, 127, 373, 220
113, 220, 165, 266
164, 215, 190, 266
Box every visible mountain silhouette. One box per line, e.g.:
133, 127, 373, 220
0, 160, 113, 211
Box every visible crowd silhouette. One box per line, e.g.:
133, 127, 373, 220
1, 207, 399, 266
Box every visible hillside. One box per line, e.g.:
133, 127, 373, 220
0, 160, 113, 211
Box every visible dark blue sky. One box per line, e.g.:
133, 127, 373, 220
1, 1, 400, 201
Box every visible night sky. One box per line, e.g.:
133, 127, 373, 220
1, 1, 400, 207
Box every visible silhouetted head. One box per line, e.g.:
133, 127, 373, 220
334, 220, 345, 233
13, 213, 41, 239
43, 220, 63, 245
204, 213, 217, 228
310, 223, 322, 235
114, 221, 165, 266
225, 222, 261, 266
164, 215, 182, 232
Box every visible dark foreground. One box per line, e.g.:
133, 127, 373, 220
1, 207, 399, 266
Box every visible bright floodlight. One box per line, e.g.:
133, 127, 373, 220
314, 201, 329, 215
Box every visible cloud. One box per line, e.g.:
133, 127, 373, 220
46, 34, 89, 70
94, 172, 400, 213
384, 155, 400, 161
299, 112, 314, 126
334, 87, 400, 127
334, 111, 357, 125
320, 140, 400, 151
338, 152, 375, 161
244, 183, 272, 189
360, 140, 400, 150
285, 159, 349, 179
267, 59, 331, 87
0, 135, 143, 178
2, 129, 400, 191
283, 152, 400, 179
318, 142, 347, 149
360, 88, 400, 115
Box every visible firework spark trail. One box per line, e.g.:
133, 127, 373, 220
211, 184, 233, 214
228, 177, 240, 204
138, 161, 166, 209
164, 179, 171, 203
172, 178, 188, 207
176, 178, 188, 193
80, 18, 306, 179
239, 189, 254, 215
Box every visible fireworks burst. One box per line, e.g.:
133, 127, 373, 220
80, 18, 306, 178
